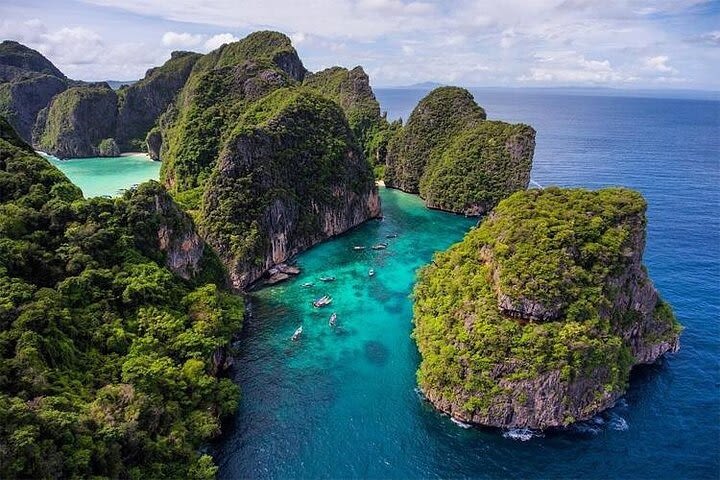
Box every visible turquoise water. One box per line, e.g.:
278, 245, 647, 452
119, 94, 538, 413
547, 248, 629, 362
215, 91, 720, 479
214, 188, 476, 477
45, 153, 160, 198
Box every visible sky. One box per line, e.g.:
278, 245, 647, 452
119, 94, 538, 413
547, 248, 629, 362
1, 0, 719, 90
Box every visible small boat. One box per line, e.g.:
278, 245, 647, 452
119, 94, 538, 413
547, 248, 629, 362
386, 233, 398, 239
353, 246, 365, 251
319, 276, 336, 282
371, 243, 388, 250
313, 295, 333, 308
329, 312, 337, 327
301, 282, 314, 287
291, 325, 303, 341
368, 268, 375, 277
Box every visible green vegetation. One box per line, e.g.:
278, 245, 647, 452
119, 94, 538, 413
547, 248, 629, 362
0, 117, 242, 478
419, 121, 535, 214
302, 66, 399, 168
115, 51, 201, 151
160, 31, 305, 191
413, 188, 679, 424
384, 86, 535, 215
97, 137, 119, 157
36, 85, 118, 158
201, 88, 375, 276
385, 87, 486, 193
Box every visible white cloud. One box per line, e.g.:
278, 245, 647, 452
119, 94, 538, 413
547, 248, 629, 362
519, 51, 632, 84
2, 0, 717, 87
161, 31, 204, 47
696, 30, 720, 45
644, 55, 677, 74
204, 33, 240, 51
290, 32, 307, 44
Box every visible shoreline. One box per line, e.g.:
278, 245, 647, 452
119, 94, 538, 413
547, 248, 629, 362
121, 151, 151, 159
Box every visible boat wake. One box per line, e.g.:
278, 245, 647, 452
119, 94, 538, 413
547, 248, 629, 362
450, 417, 472, 429
503, 428, 543, 441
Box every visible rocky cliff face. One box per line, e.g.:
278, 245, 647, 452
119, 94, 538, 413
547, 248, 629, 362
0, 41, 69, 143
385, 87, 534, 215
385, 86, 486, 193
34, 83, 118, 158
122, 181, 211, 280
115, 51, 200, 150
1, 40, 201, 157
201, 89, 380, 290
413, 187, 680, 430
160, 31, 306, 190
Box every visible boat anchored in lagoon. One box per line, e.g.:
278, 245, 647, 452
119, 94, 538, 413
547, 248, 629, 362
313, 295, 333, 308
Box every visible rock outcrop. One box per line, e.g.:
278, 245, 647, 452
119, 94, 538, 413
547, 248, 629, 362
122, 181, 214, 281
201, 89, 380, 290
146, 127, 162, 160
303, 66, 398, 166
413, 187, 680, 430
34, 83, 119, 158
0, 41, 200, 157
160, 31, 307, 190
158, 32, 382, 290
0, 41, 69, 143
115, 51, 201, 150
385, 86, 534, 215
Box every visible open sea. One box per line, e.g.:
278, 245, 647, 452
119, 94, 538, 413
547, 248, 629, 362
51, 88, 720, 479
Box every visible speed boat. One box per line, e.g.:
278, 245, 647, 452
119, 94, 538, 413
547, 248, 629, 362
291, 325, 303, 341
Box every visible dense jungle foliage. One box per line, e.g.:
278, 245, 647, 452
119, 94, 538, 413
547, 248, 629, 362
0, 117, 242, 478
413, 188, 680, 420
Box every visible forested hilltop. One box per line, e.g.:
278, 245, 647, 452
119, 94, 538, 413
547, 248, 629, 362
413, 188, 681, 429
384, 87, 536, 215
0, 117, 243, 478
155, 31, 382, 290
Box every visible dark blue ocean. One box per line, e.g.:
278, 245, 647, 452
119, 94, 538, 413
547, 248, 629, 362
214, 89, 720, 479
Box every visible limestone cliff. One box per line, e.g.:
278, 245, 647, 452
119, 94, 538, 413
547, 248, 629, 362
384, 86, 534, 215
200, 89, 380, 290
160, 31, 306, 190
158, 32, 381, 290
0, 41, 69, 143
303, 66, 397, 167
413, 187, 680, 430
385, 86, 486, 193
121, 181, 220, 282
34, 83, 118, 158
115, 51, 200, 150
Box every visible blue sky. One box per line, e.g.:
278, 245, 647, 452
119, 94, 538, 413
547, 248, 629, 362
1, 0, 718, 90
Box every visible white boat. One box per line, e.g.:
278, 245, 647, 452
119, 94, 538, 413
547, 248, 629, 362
329, 312, 337, 327
291, 325, 303, 341
301, 282, 314, 287
353, 246, 365, 251
386, 233, 398, 238
368, 268, 375, 277
313, 295, 333, 308
371, 243, 388, 250
319, 276, 336, 282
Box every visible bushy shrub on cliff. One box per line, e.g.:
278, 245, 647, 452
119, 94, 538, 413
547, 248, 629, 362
0, 118, 241, 478
413, 187, 680, 429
